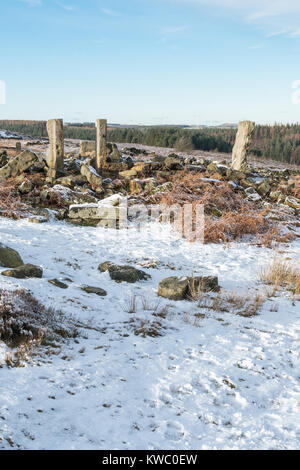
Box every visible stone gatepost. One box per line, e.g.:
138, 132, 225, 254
96, 119, 107, 172
232, 120, 255, 171
46, 118, 64, 179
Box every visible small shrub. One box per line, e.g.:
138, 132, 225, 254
131, 317, 165, 338
204, 210, 271, 243
0, 289, 78, 349
150, 171, 287, 245
0, 179, 28, 219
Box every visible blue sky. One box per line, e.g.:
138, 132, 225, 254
0, 0, 300, 124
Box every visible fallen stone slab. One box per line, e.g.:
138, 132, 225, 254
0, 243, 24, 268
27, 216, 48, 224
81, 285, 107, 296
48, 279, 68, 289
158, 275, 219, 300
1, 263, 43, 279
68, 194, 127, 224
185, 164, 206, 173
68, 203, 121, 220
0, 150, 38, 179
99, 262, 151, 283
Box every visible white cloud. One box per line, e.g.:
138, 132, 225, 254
161, 25, 187, 34
169, 0, 300, 37
18, 0, 42, 6
101, 8, 120, 17
56, 2, 75, 11
159, 24, 187, 42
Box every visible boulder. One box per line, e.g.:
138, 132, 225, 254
1, 263, 43, 279
107, 142, 120, 162
65, 157, 81, 174
226, 169, 247, 181
99, 262, 151, 283
284, 196, 300, 210
119, 168, 138, 179
158, 275, 219, 301
164, 156, 184, 171
269, 190, 283, 201
0, 243, 24, 268
42, 185, 98, 206
245, 187, 261, 202
129, 180, 143, 194
158, 276, 189, 300
18, 178, 33, 194
153, 182, 173, 194
198, 157, 209, 166
240, 178, 256, 189
206, 162, 219, 174
0, 149, 8, 168
0, 150, 38, 179
257, 181, 271, 197
80, 163, 103, 192
119, 163, 149, 179
56, 175, 87, 187
80, 141, 96, 157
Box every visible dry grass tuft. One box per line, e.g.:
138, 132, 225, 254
259, 257, 300, 295
123, 292, 169, 337
188, 289, 265, 318
123, 293, 138, 313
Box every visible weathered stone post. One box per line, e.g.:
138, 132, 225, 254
46, 118, 64, 179
232, 120, 255, 171
96, 119, 107, 171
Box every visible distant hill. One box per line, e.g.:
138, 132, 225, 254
0, 120, 299, 164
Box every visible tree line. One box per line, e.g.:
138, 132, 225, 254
0, 120, 299, 164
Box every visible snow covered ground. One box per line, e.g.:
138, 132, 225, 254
0, 215, 299, 450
